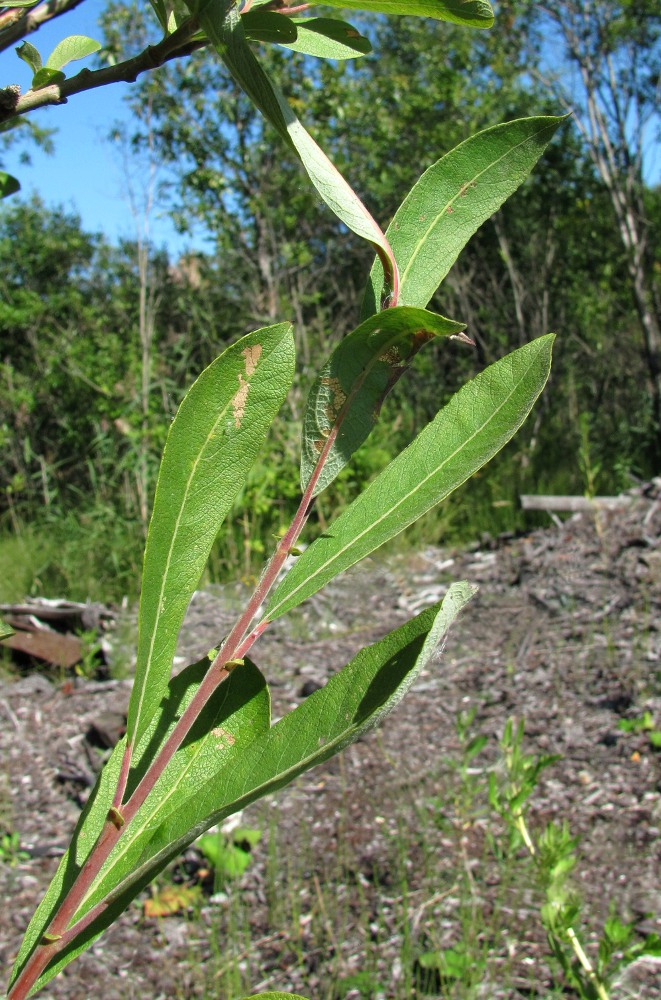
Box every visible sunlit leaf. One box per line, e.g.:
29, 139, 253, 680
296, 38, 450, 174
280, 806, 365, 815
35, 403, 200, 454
10, 655, 270, 992
266, 336, 553, 621
31, 67, 65, 89
301, 306, 464, 497
127, 323, 295, 747
193, 2, 396, 285
309, 1, 494, 29
12, 586, 473, 992
278, 18, 372, 60
362, 117, 565, 317
45, 35, 101, 71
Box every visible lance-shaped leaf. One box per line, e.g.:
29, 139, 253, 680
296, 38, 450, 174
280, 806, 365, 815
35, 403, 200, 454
9, 655, 271, 994
241, 10, 298, 45
308, 1, 494, 28
195, 2, 397, 293
266, 336, 553, 622
279, 18, 372, 60
127, 323, 295, 748
362, 117, 565, 317
13, 586, 472, 993
301, 306, 465, 497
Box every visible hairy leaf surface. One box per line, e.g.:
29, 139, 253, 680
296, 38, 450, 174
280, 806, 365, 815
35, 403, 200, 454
301, 306, 465, 496
127, 322, 295, 747
267, 337, 553, 621
362, 117, 565, 317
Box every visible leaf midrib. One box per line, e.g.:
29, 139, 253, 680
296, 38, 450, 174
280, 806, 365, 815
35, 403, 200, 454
399, 122, 554, 296
268, 347, 541, 620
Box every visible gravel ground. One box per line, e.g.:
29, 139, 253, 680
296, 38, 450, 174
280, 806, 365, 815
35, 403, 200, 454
1, 484, 659, 999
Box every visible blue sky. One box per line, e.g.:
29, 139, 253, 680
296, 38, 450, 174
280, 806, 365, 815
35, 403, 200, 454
2, 3, 658, 257
1, 0, 193, 254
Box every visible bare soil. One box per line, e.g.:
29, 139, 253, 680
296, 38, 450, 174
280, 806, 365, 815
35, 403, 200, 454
1, 485, 660, 999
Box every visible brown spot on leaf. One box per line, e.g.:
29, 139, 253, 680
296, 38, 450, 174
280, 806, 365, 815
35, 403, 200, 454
212, 726, 236, 749
242, 343, 262, 376
232, 373, 249, 429
321, 376, 347, 424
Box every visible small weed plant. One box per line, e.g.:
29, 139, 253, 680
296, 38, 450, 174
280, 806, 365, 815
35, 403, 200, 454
490, 719, 661, 999
0, 1, 571, 997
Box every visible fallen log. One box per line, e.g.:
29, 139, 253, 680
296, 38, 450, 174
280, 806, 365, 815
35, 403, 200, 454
520, 494, 634, 513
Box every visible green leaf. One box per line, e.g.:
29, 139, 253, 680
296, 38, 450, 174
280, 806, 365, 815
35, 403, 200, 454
31, 67, 65, 89
267, 336, 553, 622
0, 616, 15, 640
45, 35, 101, 71
362, 117, 566, 317
241, 10, 298, 44
308, 1, 494, 28
127, 323, 295, 747
279, 18, 372, 60
14, 587, 472, 993
15, 40, 42, 74
193, 2, 396, 280
10, 654, 271, 993
0, 172, 20, 199
301, 306, 465, 497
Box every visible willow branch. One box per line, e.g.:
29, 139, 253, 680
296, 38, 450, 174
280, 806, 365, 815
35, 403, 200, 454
0, 17, 207, 124
0, 0, 87, 55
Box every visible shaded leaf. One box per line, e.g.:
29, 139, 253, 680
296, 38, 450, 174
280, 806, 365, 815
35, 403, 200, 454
267, 336, 553, 622
0, 172, 20, 199
31, 67, 65, 89
301, 306, 465, 497
127, 323, 295, 747
242, 10, 298, 44
10, 655, 270, 992
310, 1, 494, 29
45, 35, 101, 71
362, 117, 565, 317
15, 40, 42, 74
279, 18, 372, 60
